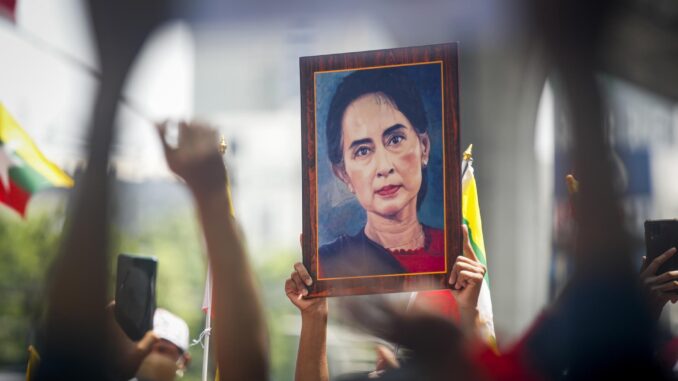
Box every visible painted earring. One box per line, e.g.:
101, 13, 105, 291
422, 160, 428, 169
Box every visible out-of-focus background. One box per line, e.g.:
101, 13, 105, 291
1, 0, 677, 380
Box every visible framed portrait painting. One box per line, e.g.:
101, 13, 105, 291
300, 43, 461, 297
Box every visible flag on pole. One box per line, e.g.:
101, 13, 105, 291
461, 144, 496, 347
0, 103, 73, 216
408, 144, 497, 350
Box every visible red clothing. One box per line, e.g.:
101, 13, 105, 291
387, 225, 446, 273
392, 227, 543, 380
412, 289, 461, 322
473, 342, 544, 381
389, 227, 457, 321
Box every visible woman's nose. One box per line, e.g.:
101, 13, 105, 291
377, 167, 395, 178
375, 150, 395, 178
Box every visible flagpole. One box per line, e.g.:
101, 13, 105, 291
202, 303, 211, 381
461, 144, 473, 179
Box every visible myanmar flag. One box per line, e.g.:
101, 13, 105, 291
0, 103, 73, 216
409, 145, 497, 350
461, 144, 496, 347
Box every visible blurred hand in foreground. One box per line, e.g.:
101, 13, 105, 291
640, 247, 678, 319
105, 302, 159, 380
157, 120, 226, 196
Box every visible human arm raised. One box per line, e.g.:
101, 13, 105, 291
448, 225, 487, 338
158, 121, 268, 380
285, 261, 329, 381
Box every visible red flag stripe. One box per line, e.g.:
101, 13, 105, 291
0, 179, 30, 216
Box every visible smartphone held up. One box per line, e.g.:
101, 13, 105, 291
114, 254, 158, 341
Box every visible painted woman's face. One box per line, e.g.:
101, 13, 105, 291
336, 92, 429, 218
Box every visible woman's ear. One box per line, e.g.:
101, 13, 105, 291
332, 164, 354, 193
419, 133, 430, 167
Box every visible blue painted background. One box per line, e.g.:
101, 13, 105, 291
315, 63, 445, 245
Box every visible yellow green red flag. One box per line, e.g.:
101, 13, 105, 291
0, 103, 73, 216
461, 144, 496, 347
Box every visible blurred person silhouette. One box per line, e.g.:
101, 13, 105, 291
316, 0, 674, 379
568, 173, 678, 321
32, 2, 267, 379
133, 308, 192, 381
103, 304, 192, 381
35, 119, 268, 381
285, 224, 486, 381
34, 1, 170, 379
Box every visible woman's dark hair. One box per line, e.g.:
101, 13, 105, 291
326, 68, 429, 207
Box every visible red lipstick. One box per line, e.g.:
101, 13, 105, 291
376, 185, 401, 197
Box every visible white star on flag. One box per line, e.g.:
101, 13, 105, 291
0, 142, 21, 192
0, 145, 14, 192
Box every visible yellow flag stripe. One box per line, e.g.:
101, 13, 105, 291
0, 104, 73, 187
462, 170, 489, 284
462, 175, 485, 250
463, 218, 486, 264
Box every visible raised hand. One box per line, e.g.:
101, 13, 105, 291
156, 121, 226, 196
449, 225, 487, 311
287, 236, 329, 381
640, 247, 678, 319
105, 302, 159, 380
285, 262, 328, 317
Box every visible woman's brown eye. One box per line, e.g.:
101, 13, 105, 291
388, 135, 405, 145
355, 146, 371, 157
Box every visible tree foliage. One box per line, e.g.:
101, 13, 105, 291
0, 201, 302, 381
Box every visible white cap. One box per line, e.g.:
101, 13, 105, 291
153, 308, 190, 352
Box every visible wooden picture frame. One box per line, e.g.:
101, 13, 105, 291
300, 43, 461, 297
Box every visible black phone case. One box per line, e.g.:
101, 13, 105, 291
645, 220, 678, 277
115, 254, 157, 341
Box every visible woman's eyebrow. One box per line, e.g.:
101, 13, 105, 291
382, 124, 406, 137
348, 138, 373, 150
